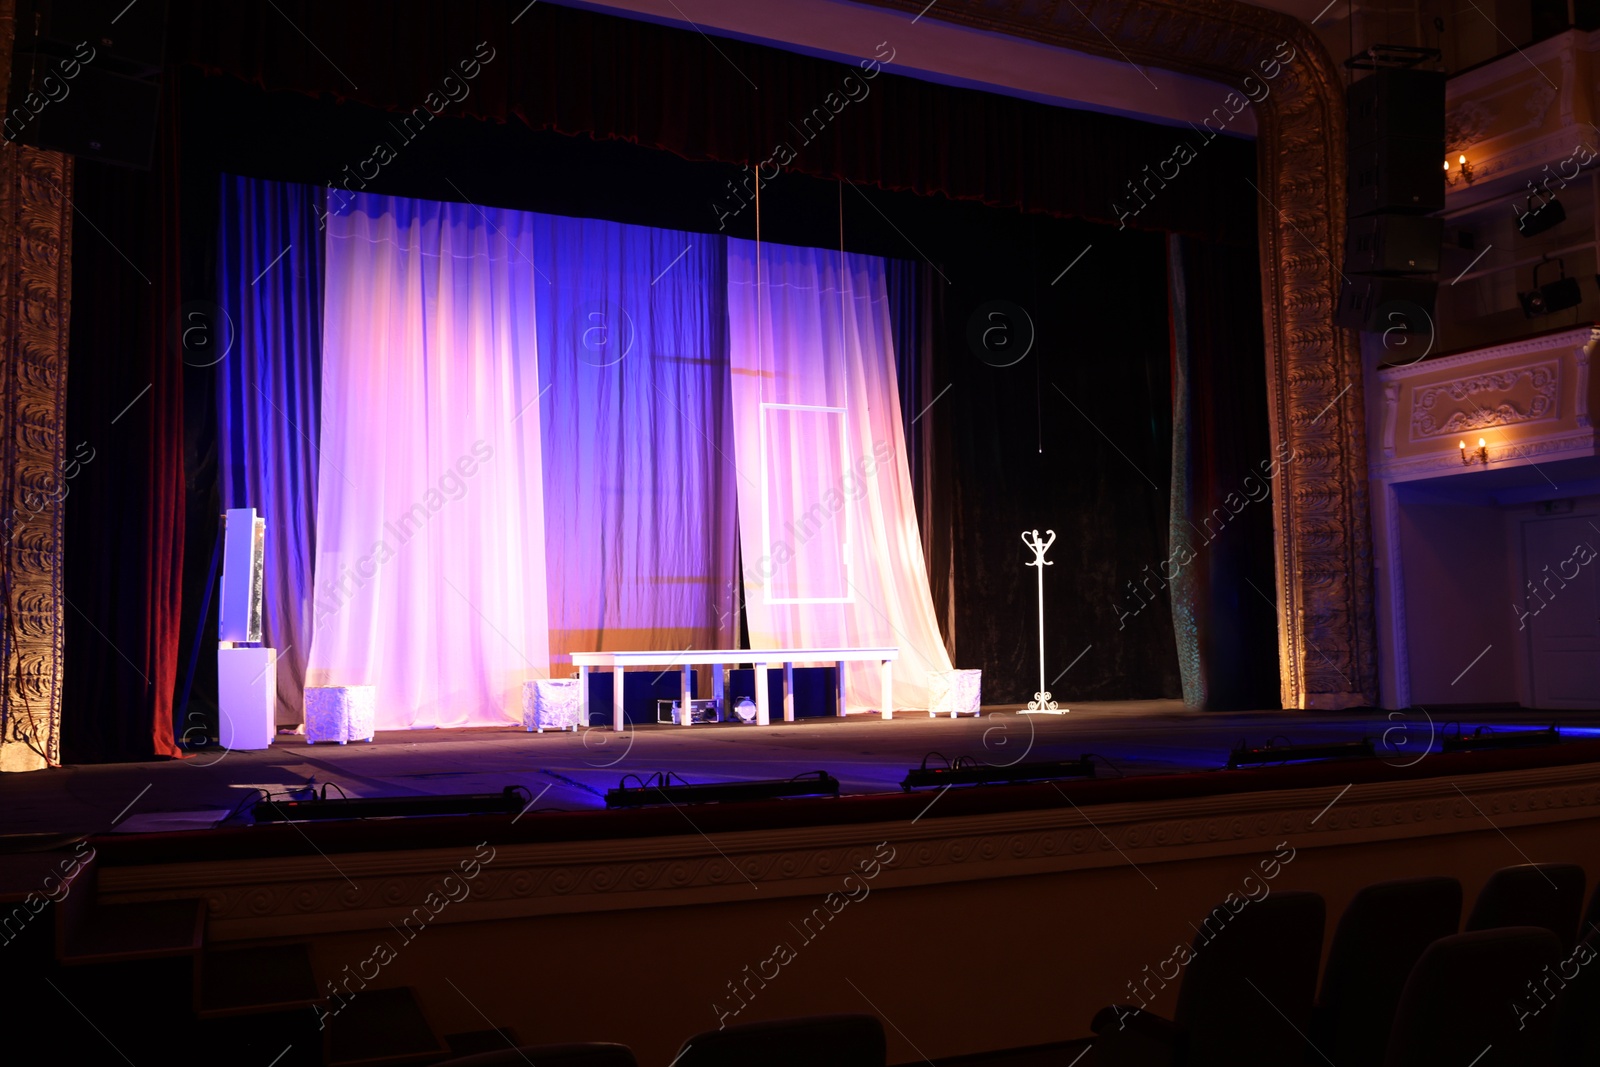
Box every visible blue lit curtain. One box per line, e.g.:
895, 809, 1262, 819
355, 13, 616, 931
216, 175, 324, 725
531, 217, 739, 667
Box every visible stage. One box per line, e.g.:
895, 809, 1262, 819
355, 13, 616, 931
6, 700, 1599, 840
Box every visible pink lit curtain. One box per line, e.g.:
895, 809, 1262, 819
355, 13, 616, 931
727, 239, 952, 710
309, 193, 552, 728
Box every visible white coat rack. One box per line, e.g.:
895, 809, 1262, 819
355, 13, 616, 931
1021, 529, 1067, 714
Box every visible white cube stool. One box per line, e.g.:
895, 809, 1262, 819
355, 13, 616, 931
524, 678, 584, 732
304, 685, 376, 744
928, 669, 982, 717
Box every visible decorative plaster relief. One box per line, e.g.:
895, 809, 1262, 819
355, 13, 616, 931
1411, 362, 1560, 439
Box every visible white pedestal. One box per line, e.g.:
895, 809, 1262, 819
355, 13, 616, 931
305, 685, 376, 744
523, 679, 583, 732
929, 669, 982, 717
218, 647, 277, 750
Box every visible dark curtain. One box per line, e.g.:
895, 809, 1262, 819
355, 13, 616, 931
169, 0, 1254, 240
213, 177, 325, 727
889, 258, 955, 660
62, 78, 187, 762
937, 207, 1181, 703
1166, 235, 1279, 709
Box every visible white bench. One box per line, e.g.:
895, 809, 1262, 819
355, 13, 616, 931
568, 647, 899, 731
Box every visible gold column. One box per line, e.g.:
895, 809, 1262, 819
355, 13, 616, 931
0, 0, 75, 771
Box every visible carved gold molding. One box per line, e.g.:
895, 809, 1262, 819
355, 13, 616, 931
0, 0, 74, 772
95, 759, 1600, 941
853, 0, 1377, 708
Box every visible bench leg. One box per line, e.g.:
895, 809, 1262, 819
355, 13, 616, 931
613, 666, 626, 732
680, 664, 693, 726
836, 661, 847, 717
783, 662, 795, 722
755, 663, 770, 726
881, 659, 894, 720
578, 665, 590, 730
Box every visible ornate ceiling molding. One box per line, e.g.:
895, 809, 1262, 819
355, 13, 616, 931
852, 0, 1376, 708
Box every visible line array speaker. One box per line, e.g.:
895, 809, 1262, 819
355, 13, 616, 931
1341, 66, 1444, 341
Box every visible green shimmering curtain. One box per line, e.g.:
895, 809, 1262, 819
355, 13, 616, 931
1166, 234, 1279, 710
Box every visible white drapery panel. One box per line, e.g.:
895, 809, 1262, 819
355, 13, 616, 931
310, 194, 551, 729
727, 239, 952, 710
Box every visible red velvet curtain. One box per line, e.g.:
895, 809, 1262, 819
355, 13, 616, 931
169, 0, 1255, 241
61, 75, 185, 762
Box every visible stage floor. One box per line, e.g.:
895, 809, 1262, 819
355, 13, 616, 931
5, 700, 1600, 839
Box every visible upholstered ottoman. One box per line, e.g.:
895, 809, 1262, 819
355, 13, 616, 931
524, 678, 584, 732
928, 669, 982, 717
304, 685, 376, 744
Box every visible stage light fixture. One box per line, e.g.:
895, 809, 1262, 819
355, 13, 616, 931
899, 753, 1095, 791
252, 785, 530, 823
1521, 259, 1582, 317
604, 770, 840, 808
1226, 738, 1376, 770
1441, 725, 1559, 753
1516, 195, 1566, 238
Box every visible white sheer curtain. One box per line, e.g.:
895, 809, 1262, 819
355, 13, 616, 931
309, 193, 551, 729
727, 238, 952, 710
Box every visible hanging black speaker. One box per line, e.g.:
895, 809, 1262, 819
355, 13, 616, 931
1345, 70, 1445, 216
1335, 276, 1437, 332
1345, 214, 1444, 274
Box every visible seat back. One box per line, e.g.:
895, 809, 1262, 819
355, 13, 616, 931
1313, 876, 1462, 1066
1173, 890, 1324, 1067
433, 1043, 638, 1067
1466, 863, 1585, 948
1584, 878, 1600, 943
673, 1013, 885, 1067
1555, 925, 1600, 1065
1384, 927, 1563, 1067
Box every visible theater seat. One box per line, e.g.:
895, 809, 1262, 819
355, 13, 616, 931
1583, 878, 1600, 942
672, 1013, 885, 1067
1312, 876, 1462, 1066
1383, 928, 1563, 1066
1554, 924, 1600, 1064
1090, 890, 1324, 1067
433, 1043, 638, 1066
1465, 863, 1586, 948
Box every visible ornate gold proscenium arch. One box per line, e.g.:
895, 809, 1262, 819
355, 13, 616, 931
0, 0, 75, 771
862, 0, 1377, 709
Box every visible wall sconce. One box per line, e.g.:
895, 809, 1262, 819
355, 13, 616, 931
1460, 437, 1488, 465
1444, 152, 1475, 187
